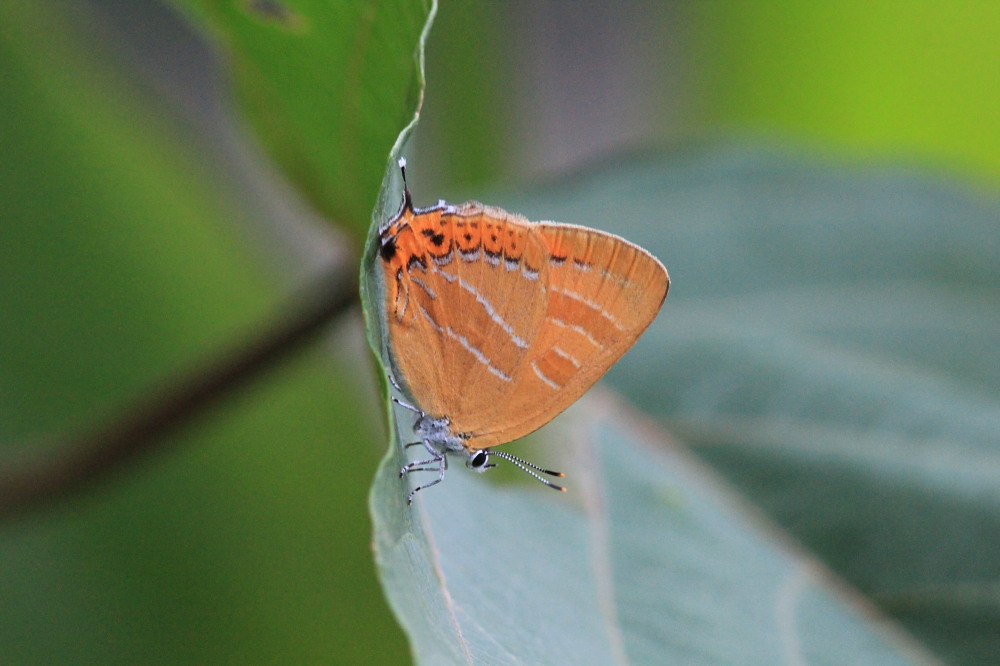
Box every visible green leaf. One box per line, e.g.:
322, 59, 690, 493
507, 146, 1000, 665
0, 0, 432, 661
168, 0, 434, 237
369, 391, 927, 663
363, 147, 956, 662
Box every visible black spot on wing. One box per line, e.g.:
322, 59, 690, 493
379, 235, 397, 262
406, 254, 427, 271
420, 228, 447, 247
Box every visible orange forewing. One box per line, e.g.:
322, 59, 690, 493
379, 198, 668, 451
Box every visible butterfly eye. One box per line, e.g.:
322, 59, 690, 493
468, 450, 490, 472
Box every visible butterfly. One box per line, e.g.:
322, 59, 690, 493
377, 159, 668, 503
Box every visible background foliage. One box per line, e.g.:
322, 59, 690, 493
1, 1, 997, 663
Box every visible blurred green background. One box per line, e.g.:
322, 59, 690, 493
416, 1, 1000, 194
1, 0, 998, 662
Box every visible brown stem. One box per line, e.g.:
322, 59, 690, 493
0, 265, 360, 522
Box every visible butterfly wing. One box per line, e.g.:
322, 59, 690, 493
380, 203, 551, 428
380, 201, 668, 450
461, 221, 668, 448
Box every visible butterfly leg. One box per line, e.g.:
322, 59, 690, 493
384, 367, 425, 416
400, 459, 442, 474
399, 440, 443, 475
406, 458, 447, 505
399, 442, 448, 505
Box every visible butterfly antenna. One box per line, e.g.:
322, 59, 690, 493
489, 450, 566, 492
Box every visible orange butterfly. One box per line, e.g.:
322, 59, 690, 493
378, 160, 668, 503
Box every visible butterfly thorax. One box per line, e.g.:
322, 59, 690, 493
413, 413, 471, 456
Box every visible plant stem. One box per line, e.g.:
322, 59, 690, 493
0, 266, 359, 522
